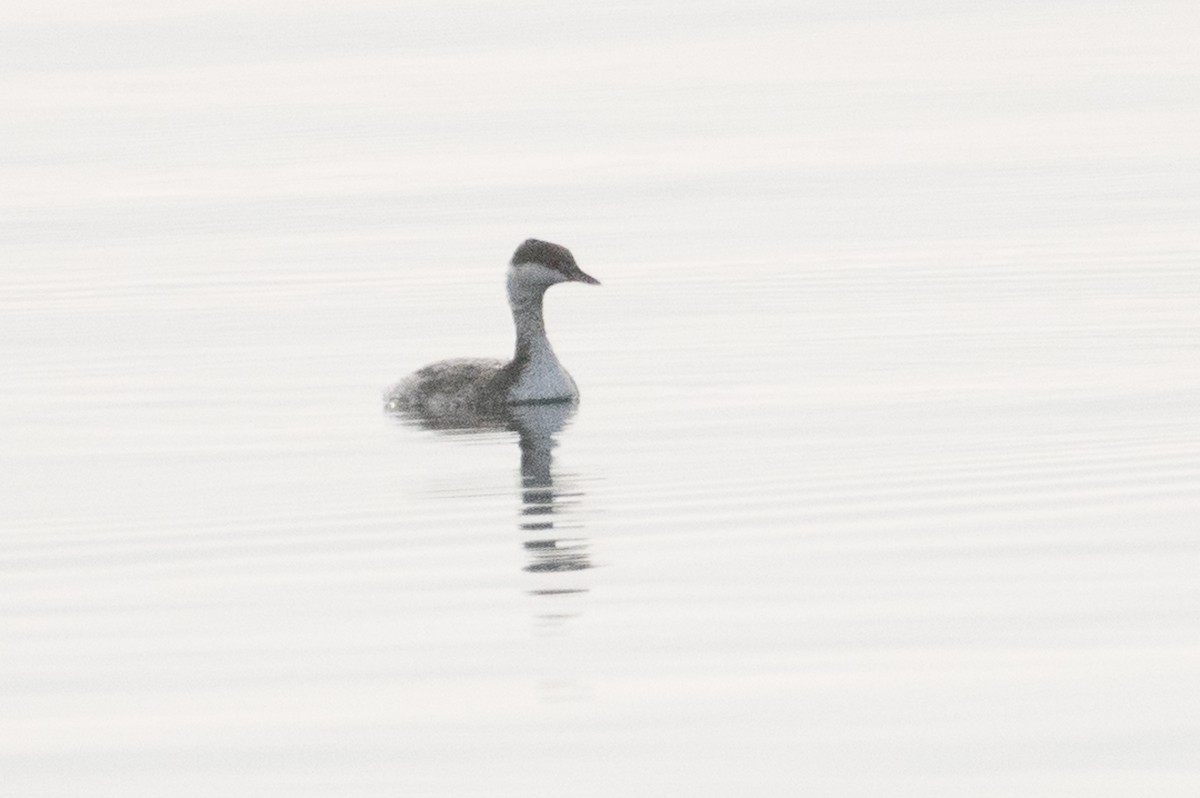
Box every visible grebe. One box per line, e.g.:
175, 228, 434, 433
385, 239, 600, 418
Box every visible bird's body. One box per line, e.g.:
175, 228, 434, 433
386, 239, 598, 421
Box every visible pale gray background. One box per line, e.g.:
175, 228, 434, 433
3, 2, 1198, 795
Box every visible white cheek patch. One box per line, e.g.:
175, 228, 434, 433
510, 261, 568, 286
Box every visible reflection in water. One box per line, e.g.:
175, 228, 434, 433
512, 403, 591, 588
388, 399, 592, 611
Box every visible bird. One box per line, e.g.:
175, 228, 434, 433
385, 239, 599, 421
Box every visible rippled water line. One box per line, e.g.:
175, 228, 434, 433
596, 489, 1194, 538
596, 494, 1194, 539
0, 498, 519, 542
603, 434, 1200, 484
11, 250, 1195, 308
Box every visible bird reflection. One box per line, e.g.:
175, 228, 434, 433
511, 403, 591, 588
388, 400, 592, 610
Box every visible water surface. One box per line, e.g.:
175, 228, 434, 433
3, 2, 1198, 795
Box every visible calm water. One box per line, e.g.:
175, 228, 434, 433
3, 2, 1199, 795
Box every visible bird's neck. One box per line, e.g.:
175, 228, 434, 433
505, 274, 577, 402
508, 281, 556, 364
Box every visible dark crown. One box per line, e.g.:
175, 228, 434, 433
511, 238, 577, 274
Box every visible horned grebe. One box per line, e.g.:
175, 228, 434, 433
385, 239, 600, 419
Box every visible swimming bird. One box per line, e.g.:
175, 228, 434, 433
385, 239, 599, 419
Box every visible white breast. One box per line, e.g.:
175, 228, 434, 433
507, 343, 579, 403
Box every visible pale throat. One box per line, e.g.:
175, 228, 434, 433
505, 267, 578, 401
